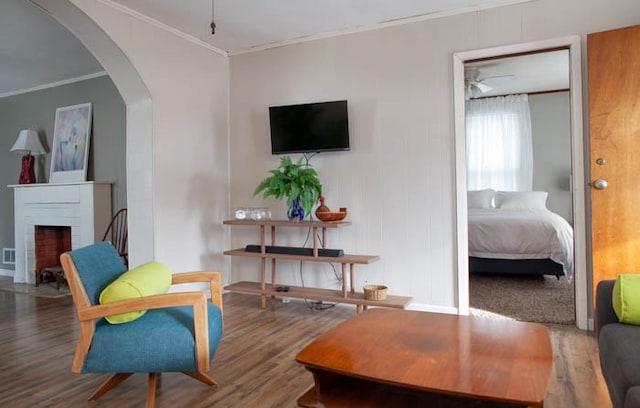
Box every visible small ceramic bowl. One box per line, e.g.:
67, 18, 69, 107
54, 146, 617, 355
316, 210, 347, 222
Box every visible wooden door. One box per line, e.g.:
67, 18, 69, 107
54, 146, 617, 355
589, 25, 640, 302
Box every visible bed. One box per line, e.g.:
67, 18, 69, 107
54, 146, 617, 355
467, 190, 574, 280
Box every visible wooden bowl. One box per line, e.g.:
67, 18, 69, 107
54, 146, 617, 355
316, 211, 347, 222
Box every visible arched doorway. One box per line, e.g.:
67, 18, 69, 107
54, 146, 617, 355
34, 0, 154, 265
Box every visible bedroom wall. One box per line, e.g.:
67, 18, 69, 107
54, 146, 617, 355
0, 75, 125, 275
529, 92, 572, 224
229, 0, 640, 310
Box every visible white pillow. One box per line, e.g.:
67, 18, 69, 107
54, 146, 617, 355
495, 191, 548, 210
467, 189, 495, 209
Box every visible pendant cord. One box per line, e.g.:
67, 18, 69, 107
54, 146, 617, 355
210, 0, 216, 35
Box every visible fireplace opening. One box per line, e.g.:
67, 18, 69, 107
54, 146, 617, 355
35, 226, 71, 286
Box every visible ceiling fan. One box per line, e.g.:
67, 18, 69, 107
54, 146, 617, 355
464, 66, 514, 100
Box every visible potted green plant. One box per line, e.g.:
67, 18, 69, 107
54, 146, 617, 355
253, 156, 322, 220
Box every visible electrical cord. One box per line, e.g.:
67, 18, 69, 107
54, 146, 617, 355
289, 183, 340, 311
315, 230, 342, 282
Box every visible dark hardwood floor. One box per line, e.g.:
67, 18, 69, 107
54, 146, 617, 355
0, 285, 611, 407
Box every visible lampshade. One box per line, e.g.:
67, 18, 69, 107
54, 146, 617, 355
10, 129, 47, 155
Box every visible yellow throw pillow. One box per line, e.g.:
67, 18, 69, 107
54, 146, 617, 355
99, 261, 172, 324
612, 274, 640, 325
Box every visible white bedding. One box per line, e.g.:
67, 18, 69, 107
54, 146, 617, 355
468, 208, 574, 281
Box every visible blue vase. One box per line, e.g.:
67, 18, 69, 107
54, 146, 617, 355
287, 197, 305, 221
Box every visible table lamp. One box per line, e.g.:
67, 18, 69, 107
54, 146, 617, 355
10, 129, 47, 184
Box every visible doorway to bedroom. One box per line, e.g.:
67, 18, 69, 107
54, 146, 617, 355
453, 37, 588, 329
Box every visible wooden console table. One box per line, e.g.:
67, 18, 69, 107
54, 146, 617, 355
223, 219, 412, 312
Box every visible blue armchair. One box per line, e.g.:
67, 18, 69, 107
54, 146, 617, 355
60, 242, 224, 407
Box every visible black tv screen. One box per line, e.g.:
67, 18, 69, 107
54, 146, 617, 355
269, 100, 350, 154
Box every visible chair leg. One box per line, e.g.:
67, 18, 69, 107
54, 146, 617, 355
89, 373, 133, 401
182, 371, 217, 386
147, 373, 159, 408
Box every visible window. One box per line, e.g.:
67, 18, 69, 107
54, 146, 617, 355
466, 94, 533, 191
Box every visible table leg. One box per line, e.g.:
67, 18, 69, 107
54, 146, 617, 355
312, 227, 318, 257
341, 263, 347, 298
350, 264, 355, 294
271, 226, 277, 305
312, 370, 342, 401
259, 225, 266, 308
260, 258, 266, 309
271, 259, 277, 305
322, 228, 327, 249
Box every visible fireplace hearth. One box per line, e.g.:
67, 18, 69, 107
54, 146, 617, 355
10, 182, 112, 284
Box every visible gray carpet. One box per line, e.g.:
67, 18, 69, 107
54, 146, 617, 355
469, 273, 575, 325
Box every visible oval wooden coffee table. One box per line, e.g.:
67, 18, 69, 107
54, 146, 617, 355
296, 309, 552, 407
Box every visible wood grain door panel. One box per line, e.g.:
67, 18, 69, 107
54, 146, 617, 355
589, 25, 640, 302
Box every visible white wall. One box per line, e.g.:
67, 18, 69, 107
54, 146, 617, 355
530, 92, 573, 224
229, 0, 640, 310
57, 0, 640, 311
70, 0, 230, 275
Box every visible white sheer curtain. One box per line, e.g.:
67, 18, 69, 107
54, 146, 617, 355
465, 94, 533, 191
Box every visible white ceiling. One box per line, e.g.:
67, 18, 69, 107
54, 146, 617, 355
1, 0, 568, 97
112, 0, 510, 53
465, 50, 570, 98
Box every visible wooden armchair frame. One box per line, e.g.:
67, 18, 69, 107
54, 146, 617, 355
60, 253, 223, 407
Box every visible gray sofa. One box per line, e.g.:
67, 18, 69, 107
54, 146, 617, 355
596, 279, 640, 408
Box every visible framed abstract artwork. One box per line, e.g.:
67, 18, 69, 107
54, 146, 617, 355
49, 102, 92, 183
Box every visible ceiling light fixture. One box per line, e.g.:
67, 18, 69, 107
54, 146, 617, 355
210, 0, 216, 35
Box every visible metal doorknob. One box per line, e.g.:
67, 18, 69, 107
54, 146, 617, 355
593, 179, 608, 190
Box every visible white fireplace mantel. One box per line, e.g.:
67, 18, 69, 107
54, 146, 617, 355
10, 182, 112, 284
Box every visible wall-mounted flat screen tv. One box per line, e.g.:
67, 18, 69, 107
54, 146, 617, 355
269, 100, 350, 154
